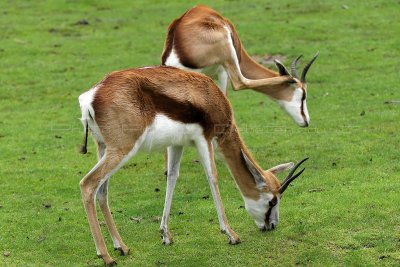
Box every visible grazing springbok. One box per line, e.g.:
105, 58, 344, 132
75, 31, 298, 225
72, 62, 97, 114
162, 5, 318, 127
78, 66, 308, 266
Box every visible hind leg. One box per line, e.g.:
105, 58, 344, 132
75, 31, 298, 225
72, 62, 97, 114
95, 142, 130, 255
97, 179, 130, 256
80, 146, 137, 265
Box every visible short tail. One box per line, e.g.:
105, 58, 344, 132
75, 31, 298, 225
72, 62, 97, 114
79, 120, 89, 154
78, 90, 96, 154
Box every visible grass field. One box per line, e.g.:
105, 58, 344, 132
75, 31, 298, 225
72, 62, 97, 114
1, 0, 399, 266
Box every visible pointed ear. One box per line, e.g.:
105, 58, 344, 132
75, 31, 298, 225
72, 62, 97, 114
241, 150, 266, 188
274, 59, 291, 76
267, 162, 294, 175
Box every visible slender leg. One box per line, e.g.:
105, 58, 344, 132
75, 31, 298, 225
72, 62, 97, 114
164, 151, 168, 179
80, 154, 121, 265
195, 138, 240, 244
160, 146, 184, 244
217, 67, 229, 95
97, 180, 130, 255
80, 147, 136, 266
223, 34, 286, 90
96, 143, 129, 255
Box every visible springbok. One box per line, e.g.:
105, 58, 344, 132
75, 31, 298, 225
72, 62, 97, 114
162, 5, 318, 127
78, 66, 308, 266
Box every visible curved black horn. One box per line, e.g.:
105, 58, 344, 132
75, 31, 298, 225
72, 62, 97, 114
301, 52, 319, 83
279, 157, 309, 194
291, 55, 302, 79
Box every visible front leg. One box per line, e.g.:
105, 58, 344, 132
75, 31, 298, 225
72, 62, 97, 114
160, 146, 184, 244
195, 138, 241, 244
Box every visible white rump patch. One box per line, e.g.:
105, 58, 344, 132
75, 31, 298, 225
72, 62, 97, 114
78, 87, 96, 121
78, 86, 104, 143
164, 49, 191, 70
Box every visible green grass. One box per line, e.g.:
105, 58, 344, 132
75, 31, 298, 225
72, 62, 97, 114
1, 0, 399, 266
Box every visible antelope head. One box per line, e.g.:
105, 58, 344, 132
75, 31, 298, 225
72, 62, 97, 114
273, 52, 319, 127
242, 152, 309, 231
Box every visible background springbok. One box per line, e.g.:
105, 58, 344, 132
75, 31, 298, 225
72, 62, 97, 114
162, 5, 318, 127
78, 66, 308, 266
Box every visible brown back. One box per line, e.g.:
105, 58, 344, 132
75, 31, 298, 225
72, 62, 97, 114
161, 5, 243, 69
92, 66, 233, 139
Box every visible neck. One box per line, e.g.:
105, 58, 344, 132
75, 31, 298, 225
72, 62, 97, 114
217, 122, 262, 200
239, 49, 292, 100
239, 48, 279, 79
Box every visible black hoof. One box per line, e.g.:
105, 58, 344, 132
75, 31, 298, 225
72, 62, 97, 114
97, 254, 117, 266
105, 261, 117, 267
115, 247, 130, 256
228, 239, 241, 245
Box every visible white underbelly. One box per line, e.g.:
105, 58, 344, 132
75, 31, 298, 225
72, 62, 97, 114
139, 114, 204, 152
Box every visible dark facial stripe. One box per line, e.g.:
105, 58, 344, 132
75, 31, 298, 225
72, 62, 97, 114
264, 196, 278, 224
300, 88, 307, 123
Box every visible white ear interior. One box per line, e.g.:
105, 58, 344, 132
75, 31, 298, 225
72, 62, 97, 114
274, 60, 290, 76
241, 150, 266, 188
267, 162, 294, 174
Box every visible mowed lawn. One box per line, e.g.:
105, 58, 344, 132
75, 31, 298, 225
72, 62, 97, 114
0, 0, 399, 266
